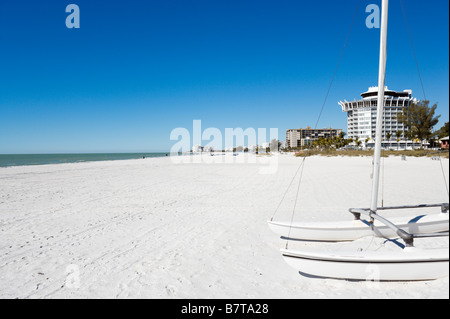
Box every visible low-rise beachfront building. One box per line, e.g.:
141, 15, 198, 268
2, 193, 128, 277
192, 145, 214, 152
339, 86, 419, 149
192, 145, 204, 152
286, 127, 342, 148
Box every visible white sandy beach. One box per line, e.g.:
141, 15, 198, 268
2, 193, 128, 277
0, 153, 448, 299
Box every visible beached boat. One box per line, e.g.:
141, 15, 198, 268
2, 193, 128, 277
281, 246, 449, 281
268, 204, 448, 242
269, 0, 449, 281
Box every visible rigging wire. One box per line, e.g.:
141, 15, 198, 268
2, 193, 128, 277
439, 157, 449, 197
313, 0, 362, 130
281, 0, 362, 248
381, 150, 385, 208
270, 157, 306, 221
400, 0, 427, 101
400, 0, 448, 200
381, 0, 433, 209
285, 157, 306, 249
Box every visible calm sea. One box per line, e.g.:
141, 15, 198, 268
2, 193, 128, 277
0, 153, 170, 168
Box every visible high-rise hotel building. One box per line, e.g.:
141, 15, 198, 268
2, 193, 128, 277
339, 86, 416, 143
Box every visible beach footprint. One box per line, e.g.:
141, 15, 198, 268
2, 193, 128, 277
165, 284, 177, 296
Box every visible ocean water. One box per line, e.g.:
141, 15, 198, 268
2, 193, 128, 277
0, 153, 170, 168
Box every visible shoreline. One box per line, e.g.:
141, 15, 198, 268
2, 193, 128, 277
0, 150, 449, 169
1, 149, 448, 169
0, 153, 171, 169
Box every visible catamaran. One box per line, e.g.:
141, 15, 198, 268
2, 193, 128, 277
268, 0, 449, 281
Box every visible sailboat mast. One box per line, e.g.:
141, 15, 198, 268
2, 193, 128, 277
370, 0, 389, 213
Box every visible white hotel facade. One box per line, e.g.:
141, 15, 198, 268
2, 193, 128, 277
339, 86, 417, 148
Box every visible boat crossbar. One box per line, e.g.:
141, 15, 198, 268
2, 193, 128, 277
350, 203, 449, 220
349, 204, 449, 247
375, 203, 448, 213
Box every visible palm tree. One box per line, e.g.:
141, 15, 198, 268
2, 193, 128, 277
346, 138, 353, 149
365, 137, 370, 149
355, 137, 361, 149
395, 130, 402, 150
386, 132, 392, 149
317, 137, 325, 150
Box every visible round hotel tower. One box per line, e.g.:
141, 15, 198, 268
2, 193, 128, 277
339, 86, 417, 148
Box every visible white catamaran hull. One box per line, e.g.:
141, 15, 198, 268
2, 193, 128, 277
268, 213, 449, 242
281, 247, 449, 281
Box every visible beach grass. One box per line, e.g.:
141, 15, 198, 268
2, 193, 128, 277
295, 149, 450, 158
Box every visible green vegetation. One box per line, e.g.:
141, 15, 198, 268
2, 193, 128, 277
436, 121, 449, 139
396, 100, 441, 148
294, 149, 449, 159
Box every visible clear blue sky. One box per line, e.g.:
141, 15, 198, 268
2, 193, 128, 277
0, 0, 448, 153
